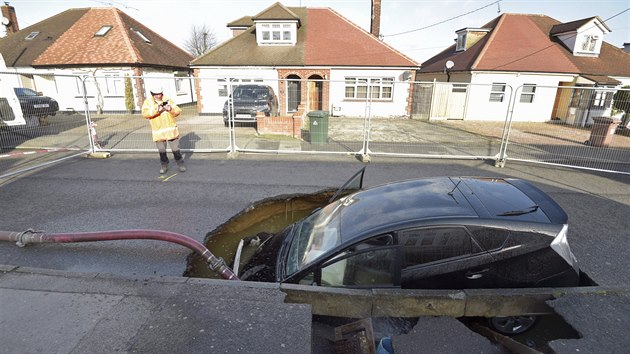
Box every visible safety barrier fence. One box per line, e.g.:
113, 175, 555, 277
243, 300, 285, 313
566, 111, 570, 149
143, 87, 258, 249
1, 72, 629, 177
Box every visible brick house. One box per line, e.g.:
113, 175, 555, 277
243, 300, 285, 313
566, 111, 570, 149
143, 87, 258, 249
0, 4, 193, 115
417, 13, 630, 124
190, 1, 419, 121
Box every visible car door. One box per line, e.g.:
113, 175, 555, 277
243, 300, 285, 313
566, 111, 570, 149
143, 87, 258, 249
294, 234, 400, 288
328, 166, 366, 203
399, 226, 495, 289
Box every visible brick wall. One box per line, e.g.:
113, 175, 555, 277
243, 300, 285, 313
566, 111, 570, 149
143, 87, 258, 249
256, 104, 306, 138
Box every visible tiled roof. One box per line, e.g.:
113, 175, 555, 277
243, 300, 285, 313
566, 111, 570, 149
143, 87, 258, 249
420, 13, 630, 78
191, 4, 417, 68
0, 7, 192, 69
253, 2, 300, 22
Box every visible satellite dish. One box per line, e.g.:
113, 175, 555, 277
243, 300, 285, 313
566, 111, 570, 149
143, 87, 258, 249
1, 17, 10, 26
445, 60, 455, 70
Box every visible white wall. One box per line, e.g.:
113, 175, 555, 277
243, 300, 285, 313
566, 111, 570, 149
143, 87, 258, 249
329, 68, 411, 118
193, 67, 279, 114
1, 67, 195, 113
468, 72, 576, 122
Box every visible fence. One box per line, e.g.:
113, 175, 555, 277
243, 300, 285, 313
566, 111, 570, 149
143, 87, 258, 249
1, 71, 629, 178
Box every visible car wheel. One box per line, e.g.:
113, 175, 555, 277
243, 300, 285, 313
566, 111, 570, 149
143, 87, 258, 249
488, 315, 537, 335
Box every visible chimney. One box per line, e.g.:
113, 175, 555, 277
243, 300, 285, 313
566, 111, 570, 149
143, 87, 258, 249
370, 0, 381, 38
1, 2, 19, 35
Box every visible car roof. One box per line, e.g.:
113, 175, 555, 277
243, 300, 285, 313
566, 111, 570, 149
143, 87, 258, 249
337, 176, 564, 243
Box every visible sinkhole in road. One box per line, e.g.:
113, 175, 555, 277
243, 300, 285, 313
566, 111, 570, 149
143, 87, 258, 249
184, 190, 596, 353
185, 189, 335, 279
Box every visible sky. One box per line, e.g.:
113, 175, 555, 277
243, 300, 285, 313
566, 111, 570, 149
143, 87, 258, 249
2, 0, 629, 63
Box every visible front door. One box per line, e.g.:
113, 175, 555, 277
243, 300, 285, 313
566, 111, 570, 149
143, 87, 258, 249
287, 75, 301, 113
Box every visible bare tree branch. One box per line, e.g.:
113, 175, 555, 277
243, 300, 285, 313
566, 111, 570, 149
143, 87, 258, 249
183, 23, 218, 57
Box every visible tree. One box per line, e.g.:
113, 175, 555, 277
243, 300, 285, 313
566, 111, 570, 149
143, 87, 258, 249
124, 74, 134, 113
612, 85, 630, 127
183, 24, 218, 57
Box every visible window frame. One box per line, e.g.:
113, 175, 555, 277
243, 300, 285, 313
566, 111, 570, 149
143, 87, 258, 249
344, 77, 395, 101
581, 34, 599, 52
95, 26, 112, 37
519, 84, 536, 103
399, 226, 480, 269
489, 83, 506, 102
174, 72, 188, 94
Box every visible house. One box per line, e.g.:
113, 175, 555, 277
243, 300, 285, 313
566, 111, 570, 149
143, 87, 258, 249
190, 1, 419, 119
0, 4, 194, 114
417, 13, 630, 125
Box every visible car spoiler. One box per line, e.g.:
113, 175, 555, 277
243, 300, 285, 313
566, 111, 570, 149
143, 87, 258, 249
506, 179, 568, 224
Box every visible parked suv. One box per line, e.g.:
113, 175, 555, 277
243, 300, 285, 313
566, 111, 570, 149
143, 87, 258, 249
14, 87, 59, 126
222, 85, 278, 126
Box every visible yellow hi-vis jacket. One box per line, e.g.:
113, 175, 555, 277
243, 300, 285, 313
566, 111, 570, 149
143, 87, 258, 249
141, 95, 182, 142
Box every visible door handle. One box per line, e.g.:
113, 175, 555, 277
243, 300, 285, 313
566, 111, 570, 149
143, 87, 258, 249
466, 268, 490, 280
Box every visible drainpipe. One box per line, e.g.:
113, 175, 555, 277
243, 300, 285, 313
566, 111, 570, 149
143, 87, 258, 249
0, 229, 239, 280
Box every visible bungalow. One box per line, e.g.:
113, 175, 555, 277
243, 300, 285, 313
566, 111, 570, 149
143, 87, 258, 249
190, 1, 419, 118
417, 13, 630, 125
0, 4, 194, 116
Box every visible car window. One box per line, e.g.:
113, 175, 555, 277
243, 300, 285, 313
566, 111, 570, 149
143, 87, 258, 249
399, 227, 477, 267
321, 248, 395, 287
296, 234, 395, 287
468, 226, 509, 251
285, 200, 344, 275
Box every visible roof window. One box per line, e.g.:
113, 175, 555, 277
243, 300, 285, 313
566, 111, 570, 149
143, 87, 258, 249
95, 26, 112, 37
131, 28, 151, 43
25, 31, 39, 40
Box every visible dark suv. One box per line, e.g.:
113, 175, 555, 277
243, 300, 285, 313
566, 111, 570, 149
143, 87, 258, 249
14, 87, 59, 119
222, 85, 278, 126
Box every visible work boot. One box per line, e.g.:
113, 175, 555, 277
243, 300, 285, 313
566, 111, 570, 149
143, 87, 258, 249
176, 159, 186, 172
159, 152, 169, 174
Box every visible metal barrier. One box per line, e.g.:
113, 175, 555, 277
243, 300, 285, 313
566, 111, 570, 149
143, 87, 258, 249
1, 72, 629, 176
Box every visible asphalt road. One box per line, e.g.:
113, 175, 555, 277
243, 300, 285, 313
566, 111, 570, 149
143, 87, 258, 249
1, 152, 630, 353
2, 152, 629, 286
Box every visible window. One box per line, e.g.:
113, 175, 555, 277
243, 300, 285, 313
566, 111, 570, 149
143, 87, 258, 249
104, 73, 123, 95
218, 79, 228, 97
456, 33, 466, 51
468, 226, 509, 251
221, 78, 264, 96
489, 83, 506, 102
344, 77, 394, 100
25, 31, 39, 40
95, 26, 112, 37
592, 90, 613, 108
520, 84, 536, 103
312, 235, 395, 287
399, 227, 474, 267
581, 35, 598, 52
131, 28, 151, 43
174, 73, 188, 94
452, 84, 467, 93
258, 22, 295, 45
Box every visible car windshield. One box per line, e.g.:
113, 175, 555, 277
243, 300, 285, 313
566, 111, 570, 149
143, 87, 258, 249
14, 88, 37, 96
234, 88, 268, 100
285, 198, 345, 276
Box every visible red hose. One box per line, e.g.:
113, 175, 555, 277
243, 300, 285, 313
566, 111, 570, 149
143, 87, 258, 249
0, 229, 239, 280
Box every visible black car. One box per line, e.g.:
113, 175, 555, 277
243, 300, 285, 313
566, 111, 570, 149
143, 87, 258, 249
222, 85, 278, 126
14, 87, 59, 125
233, 169, 579, 334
